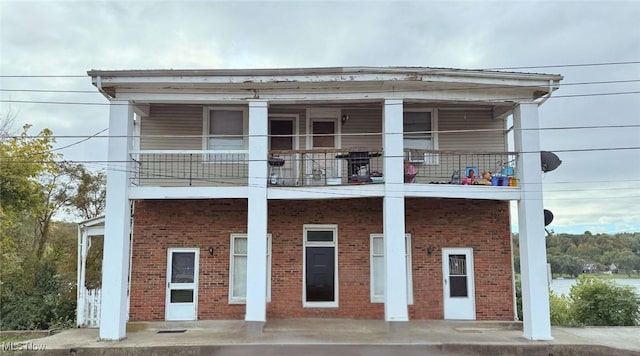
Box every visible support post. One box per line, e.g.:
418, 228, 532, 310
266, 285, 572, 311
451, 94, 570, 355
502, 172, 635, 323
99, 101, 134, 340
514, 102, 552, 340
245, 100, 268, 334
382, 99, 409, 323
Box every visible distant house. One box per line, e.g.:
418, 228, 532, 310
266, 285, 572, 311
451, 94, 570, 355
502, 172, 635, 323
610, 263, 618, 273
87, 66, 561, 341
582, 263, 598, 274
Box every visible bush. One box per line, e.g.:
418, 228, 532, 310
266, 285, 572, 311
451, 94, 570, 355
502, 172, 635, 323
549, 291, 579, 326
569, 276, 640, 326
0, 261, 76, 330
514, 274, 522, 321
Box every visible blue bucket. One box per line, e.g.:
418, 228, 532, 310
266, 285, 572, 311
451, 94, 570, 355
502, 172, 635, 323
501, 167, 514, 176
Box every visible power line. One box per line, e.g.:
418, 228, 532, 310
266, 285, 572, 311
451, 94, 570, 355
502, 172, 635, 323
2, 89, 638, 107
4, 89, 640, 106
0, 99, 110, 106
2, 78, 639, 95
0, 75, 86, 78
0, 88, 98, 94
1, 60, 640, 79
7, 123, 640, 141
21, 158, 638, 198
49, 128, 109, 153
485, 61, 640, 70
4, 145, 640, 166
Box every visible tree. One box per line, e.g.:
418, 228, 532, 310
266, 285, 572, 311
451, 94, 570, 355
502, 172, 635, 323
612, 251, 640, 277
0, 124, 57, 276
0, 123, 81, 329
66, 165, 106, 220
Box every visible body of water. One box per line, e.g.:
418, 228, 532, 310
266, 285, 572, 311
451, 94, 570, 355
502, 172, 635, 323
549, 278, 640, 296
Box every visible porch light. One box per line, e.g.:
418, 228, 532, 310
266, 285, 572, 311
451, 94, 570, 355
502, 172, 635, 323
341, 114, 349, 125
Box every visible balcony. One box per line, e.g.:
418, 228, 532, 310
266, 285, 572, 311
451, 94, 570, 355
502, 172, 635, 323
130, 149, 518, 189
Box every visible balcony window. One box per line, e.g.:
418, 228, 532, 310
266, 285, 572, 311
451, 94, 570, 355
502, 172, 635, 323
204, 108, 247, 161
404, 110, 438, 164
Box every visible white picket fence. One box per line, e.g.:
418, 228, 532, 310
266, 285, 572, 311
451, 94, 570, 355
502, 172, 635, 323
80, 288, 102, 328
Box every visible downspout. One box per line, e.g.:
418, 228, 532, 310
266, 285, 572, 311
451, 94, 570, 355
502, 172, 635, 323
537, 80, 556, 106
96, 75, 114, 99
76, 223, 82, 327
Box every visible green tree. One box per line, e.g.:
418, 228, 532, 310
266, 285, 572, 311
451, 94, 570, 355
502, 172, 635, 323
0, 123, 57, 280
612, 251, 640, 276
0, 123, 81, 329
67, 166, 106, 220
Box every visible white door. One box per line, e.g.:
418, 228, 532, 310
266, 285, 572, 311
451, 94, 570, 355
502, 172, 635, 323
442, 248, 475, 320
166, 248, 199, 321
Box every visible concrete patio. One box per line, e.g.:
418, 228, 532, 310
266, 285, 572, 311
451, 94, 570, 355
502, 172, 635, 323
13, 319, 640, 355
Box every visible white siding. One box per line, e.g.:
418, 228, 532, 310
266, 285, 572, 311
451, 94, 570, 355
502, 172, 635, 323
341, 107, 383, 149
138, 104, 247, 187
134, 104, 507, 187
140, 105, 203, 150
439, 109, 506, 152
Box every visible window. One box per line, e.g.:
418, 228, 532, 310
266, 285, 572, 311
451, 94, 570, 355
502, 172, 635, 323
303, 224, 338, 308
404, 110, 438, 164
204, 108, 247, 161
228, 233, 271, 304
269, 119, 294, 150
370, 234, 413, 304
312, 121, 336, 148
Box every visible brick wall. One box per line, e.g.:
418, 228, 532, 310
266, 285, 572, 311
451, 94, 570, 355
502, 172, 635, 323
129, 198, 513, 321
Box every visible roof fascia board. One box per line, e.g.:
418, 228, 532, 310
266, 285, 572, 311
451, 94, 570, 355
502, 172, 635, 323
114, 88, 536, 104
88, 67, 562, 80
93, 73, 559, 89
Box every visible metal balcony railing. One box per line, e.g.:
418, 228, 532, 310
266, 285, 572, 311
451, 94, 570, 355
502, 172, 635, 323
268, 148, 384, 186
131, 150, 249, 187
129, 149, 517, 188
405, 149, 518, 185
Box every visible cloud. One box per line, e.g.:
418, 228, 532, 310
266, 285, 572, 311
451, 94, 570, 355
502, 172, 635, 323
1, 0, 639, 232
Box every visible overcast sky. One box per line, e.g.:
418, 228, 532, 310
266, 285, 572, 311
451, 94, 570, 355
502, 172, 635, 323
1, 0, 639, 234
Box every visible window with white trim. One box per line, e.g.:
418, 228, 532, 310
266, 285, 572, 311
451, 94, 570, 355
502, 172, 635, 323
204, 107, 247, 161
404, 110, 438, 164
370, 234, 413, 304
228, 233, 271, 304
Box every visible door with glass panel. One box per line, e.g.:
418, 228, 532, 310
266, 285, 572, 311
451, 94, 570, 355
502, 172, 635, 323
165, 248, 199, 320
306, 108, 341, 184
269, 118, 297, 185
442, 248, 475, 320
303, 225, 338, 307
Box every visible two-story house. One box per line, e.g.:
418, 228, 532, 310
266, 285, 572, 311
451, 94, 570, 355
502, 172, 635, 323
89, 66, 560, 341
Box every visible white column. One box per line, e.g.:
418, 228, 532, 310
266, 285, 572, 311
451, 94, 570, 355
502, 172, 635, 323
514, 102, 552, 340
382, 99, 408, 322
99, 101, 134, 340
245, 100, 268, 324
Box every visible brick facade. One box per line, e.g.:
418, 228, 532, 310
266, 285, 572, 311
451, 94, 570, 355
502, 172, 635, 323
129, 198, 513, 321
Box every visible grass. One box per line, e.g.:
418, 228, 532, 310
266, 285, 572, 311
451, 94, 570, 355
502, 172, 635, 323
552, 273, 640, 279
0, 334, 36, 343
